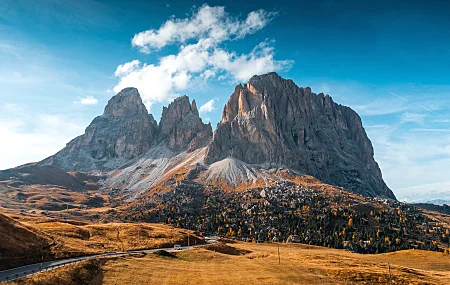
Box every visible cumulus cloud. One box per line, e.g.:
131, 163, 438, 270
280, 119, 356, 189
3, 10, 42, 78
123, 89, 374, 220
77, 96, 99, 105
114, 60, 141, 77
114, 4, 292, 109
131, 5, 276, 53
199, 98, 218, 114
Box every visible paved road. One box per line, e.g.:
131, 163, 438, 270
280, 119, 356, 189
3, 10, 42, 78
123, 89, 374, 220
0, 246, 194, 283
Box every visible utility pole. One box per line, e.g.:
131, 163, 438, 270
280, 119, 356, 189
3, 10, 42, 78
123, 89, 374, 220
278, 243, 281, 265
137, 223, 140, 243
388, 262, 392, 285
188, 225, 190, 248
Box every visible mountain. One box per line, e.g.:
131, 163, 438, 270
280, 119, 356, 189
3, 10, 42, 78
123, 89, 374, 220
0, 163, 90, 191
17, 73, 394, 200
158, 95, 212, 151
40, 87, 158, 172
205, 73, 395, 199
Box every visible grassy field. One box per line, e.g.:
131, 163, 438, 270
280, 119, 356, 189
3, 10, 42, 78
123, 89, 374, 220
8, 241, 450, 284
98, 242, 450, 285
0, 212, 200, 270
23, 219, 202, 256
9, 259, 105, 285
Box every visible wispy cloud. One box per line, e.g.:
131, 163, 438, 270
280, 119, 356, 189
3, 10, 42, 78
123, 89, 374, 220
432, 118, 450, 123
389, 91, 439, 115
400, 112, 426, 125
0, 104, 85, 170
411, 128, 450, 132
353, 98, 408, 116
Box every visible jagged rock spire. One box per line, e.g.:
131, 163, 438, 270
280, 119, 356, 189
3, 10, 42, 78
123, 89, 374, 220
159, 95, 212, 151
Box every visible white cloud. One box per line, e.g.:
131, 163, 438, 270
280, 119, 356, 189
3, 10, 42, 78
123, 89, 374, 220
0, 104, 85, 170
114, 59, 141, 77
365, 122, 450, 201
397, 181, 450, 203
411, 128, 450, 132
114, 5, 291, 109
77, 95, 99, 105
210, 40, 293, 81
199, 98, 218, 114
432, 118, 450, 123
131, 5, 276, 53
353, 98, 408, 116
400, 112, 426, 124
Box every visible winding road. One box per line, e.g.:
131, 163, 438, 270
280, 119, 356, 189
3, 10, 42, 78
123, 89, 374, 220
0, 246, 195, 283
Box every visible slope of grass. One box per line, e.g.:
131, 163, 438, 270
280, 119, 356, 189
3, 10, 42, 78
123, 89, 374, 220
99, 242, 450, 285
0, 213, 52, 270
0, 212, 202, 270
8, 259, 105, 285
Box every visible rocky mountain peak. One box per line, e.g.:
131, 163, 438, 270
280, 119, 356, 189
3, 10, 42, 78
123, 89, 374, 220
103, 87, 148, 117
40, 88, 158, 172
206, 72, 395, 199
159, 95, 212, 151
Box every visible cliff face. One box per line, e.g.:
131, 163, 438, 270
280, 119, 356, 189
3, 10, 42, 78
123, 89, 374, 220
40, 88, 158, 172
158, 95, 212, 152
40, 89, 211, 172
205, 72, 395, 199
37, 73, 393, 199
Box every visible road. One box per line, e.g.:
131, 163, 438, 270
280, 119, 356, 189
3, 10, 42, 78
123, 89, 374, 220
0, 246, 194, 283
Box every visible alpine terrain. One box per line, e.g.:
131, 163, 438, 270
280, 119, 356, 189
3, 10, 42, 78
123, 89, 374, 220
32, 72, 394, 200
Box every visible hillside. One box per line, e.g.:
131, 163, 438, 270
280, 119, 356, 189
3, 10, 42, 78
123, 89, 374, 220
0, 213, 52, 270
14, 242, 450, 285
0, 212, 202, 271
98, 242, 450, 285
109, 175, 450, 255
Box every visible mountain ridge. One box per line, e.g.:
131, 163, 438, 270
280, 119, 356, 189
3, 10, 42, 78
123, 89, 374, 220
30, 73, 394, 199
205, 73, 394, 199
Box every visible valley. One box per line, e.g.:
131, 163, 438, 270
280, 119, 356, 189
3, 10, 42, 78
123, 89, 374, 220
7, 241, 450, 285
1, 73, 448, 284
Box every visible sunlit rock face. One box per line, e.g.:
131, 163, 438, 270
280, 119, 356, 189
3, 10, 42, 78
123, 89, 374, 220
205, 72, 395, 199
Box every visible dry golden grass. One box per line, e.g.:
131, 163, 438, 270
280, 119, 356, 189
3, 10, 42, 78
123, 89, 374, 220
99, 242, 450, 285
0, 182, 108, 216
8, 259, 105, 285
0, 213, 52, 270
22, 219, 201, 256
0, 212, 201, 271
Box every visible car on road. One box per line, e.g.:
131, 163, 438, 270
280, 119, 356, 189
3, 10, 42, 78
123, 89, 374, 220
174, 244, 182, 250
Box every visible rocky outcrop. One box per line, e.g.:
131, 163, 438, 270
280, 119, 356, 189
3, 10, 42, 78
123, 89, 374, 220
205, 72, 395, 199
40, 90, 211, 172
36, 74, 393, 199
40, 88, 158, 171
158, 95, 212, 152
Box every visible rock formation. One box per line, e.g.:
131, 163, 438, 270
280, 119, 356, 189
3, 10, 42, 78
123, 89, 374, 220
36, 73, 394, 199
205, 72, 395, 199
158, 95, 212, 152
40, 89, 211, 172
40, 88, 158, 171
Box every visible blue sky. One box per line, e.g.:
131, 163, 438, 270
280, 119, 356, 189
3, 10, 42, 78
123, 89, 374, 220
1, 0, 450, 202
